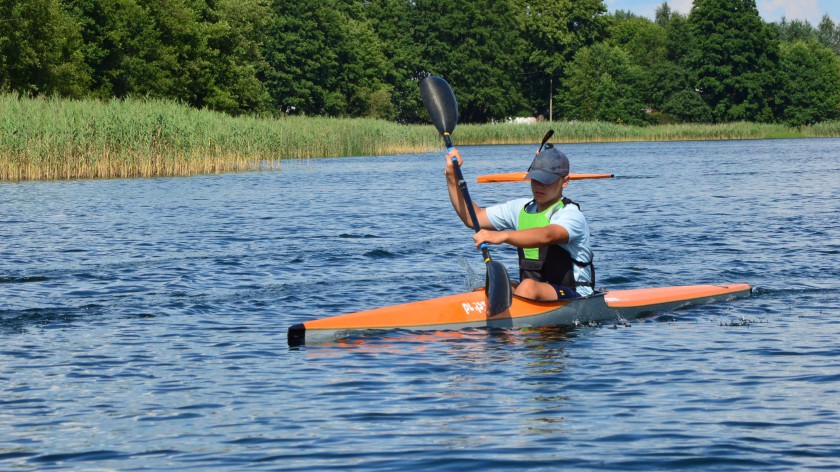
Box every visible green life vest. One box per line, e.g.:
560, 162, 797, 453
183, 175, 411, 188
516, 197, 595, 290
518, 200, 566, 260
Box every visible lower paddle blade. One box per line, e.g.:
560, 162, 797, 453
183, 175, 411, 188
485, 260, 513, 315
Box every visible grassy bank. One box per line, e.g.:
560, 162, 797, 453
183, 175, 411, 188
3, 93, 839, 181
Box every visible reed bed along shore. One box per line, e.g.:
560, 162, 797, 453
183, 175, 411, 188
0, 94, 440, 181
455, 120, 840, 144
3, 93, 840, 181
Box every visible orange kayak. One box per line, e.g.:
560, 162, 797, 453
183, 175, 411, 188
477, 172, 614, 183
288, 283, 751, 346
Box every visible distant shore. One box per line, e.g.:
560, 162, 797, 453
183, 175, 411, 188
3, 94, 839, 182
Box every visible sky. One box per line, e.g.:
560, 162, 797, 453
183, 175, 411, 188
606, 0, 840, 24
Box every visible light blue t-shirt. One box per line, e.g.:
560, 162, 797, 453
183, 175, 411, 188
486, 197, 594, 296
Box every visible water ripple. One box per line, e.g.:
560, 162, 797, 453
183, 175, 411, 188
2, 140, 840, 470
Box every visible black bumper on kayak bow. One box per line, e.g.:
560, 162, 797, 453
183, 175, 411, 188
288, 323, 305, 347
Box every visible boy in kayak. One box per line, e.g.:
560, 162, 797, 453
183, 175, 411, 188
445, 145, 594, 300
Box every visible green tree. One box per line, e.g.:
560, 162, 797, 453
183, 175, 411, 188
363, 0, 423, 122
64, 0, 121, 99
408, 0, 529, 122
200, 0, 271, 114
645, 4, 708, 122
263, 0, 391, 117
517, 0, 608, 119
67, 0, 270, 114
336, 3, 393, 119
558, 43, 645, 124
777, 17, 817, 42
771, 15, 840, 54
687, 0, 780, 122
817, 15, 840, 55
108, 0, 205, 103
263, 0, 334, 115
661, 88, 713, 122
608, 16, 667, 70
660, 5, 693, 62
654, 1, 672, 27
777, 39, 840, 125
606, 14, 667, 116
0, 0, 89, 96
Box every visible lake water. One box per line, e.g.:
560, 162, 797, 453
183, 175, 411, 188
1, 138, 839, 470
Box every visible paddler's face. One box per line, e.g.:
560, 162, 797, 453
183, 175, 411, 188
531, 175, 569, 207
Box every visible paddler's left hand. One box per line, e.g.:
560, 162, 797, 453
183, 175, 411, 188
474, 229, 507, 248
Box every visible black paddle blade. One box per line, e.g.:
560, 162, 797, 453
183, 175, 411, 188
419, 76, 458, 137
485, 260, 513, 316
539, 129, 555, 153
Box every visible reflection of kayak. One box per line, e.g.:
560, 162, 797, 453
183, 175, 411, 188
477, 172, 614, 183
287, 283, 752, 346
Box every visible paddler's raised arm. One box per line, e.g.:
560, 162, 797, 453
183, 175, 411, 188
445, 148, 493, 230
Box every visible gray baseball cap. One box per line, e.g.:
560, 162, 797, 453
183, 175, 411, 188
525, 145, 569, 184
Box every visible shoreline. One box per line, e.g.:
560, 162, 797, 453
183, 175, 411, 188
3, 94, 838, 182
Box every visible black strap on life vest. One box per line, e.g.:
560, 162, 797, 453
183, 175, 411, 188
517, 197, 596, 289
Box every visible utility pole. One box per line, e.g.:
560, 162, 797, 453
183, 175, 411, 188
549, 77, 553, 122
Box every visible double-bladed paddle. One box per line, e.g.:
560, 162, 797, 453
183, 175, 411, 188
419, 76, 512, 316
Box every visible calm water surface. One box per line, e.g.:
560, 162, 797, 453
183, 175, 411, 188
1, 139, 839, 470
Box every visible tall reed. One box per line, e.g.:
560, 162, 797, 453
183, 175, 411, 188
0, 94, 440, 181
2, 93, 839, 181
452, 120, 837, 144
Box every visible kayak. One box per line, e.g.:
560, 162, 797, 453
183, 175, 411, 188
287, 283, 751, 346
290, 80, 750, 347
477, 172, 614, 183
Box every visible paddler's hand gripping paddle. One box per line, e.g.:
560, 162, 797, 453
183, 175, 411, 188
419, 75, 512, 316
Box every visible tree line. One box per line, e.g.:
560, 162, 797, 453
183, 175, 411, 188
2, 0, 839, 126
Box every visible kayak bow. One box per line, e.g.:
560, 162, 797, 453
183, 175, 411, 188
287, 283, 751, 346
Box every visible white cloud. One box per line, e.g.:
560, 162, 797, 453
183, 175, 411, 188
608, 0, 833, 23
669, 0, 694, 14
759, 0, 821, 22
